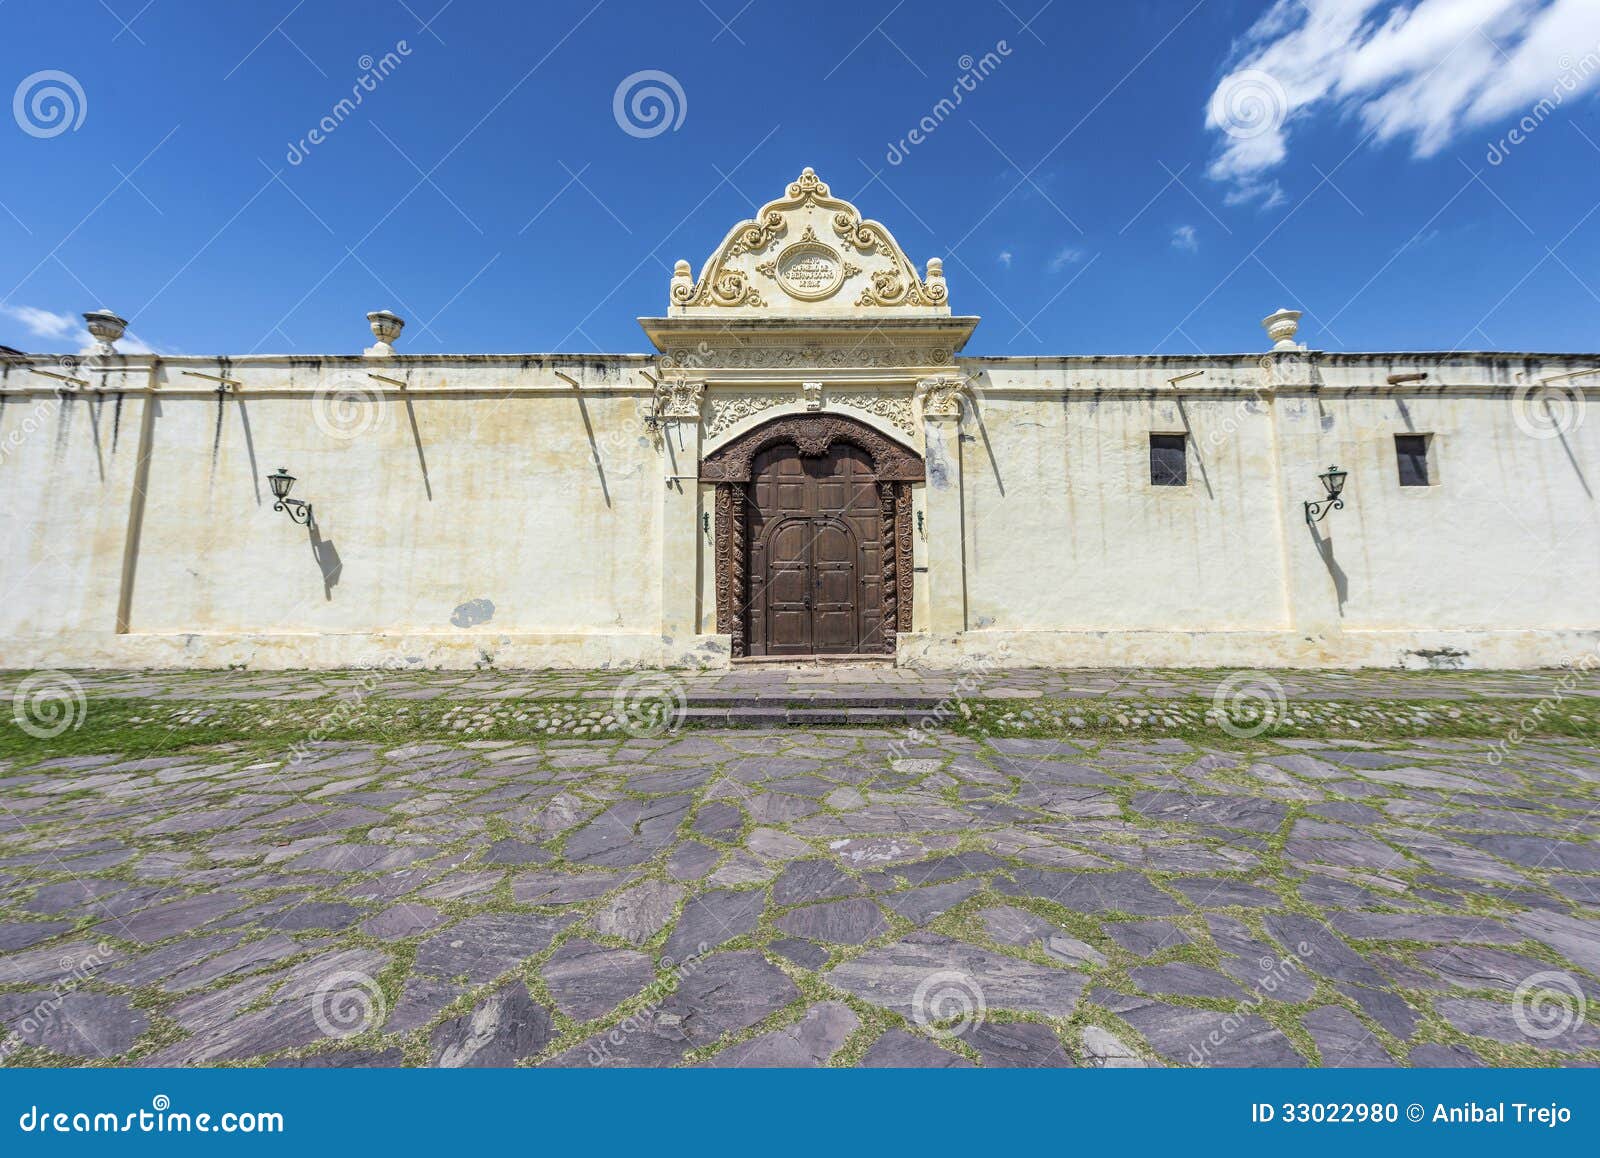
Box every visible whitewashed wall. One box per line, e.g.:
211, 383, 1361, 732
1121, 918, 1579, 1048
0, 355, 721, 669
902, 353, 1600, 669
2, 349, 1595, 670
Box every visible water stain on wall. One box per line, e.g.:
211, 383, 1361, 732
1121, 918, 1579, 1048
451, 598, 495, 628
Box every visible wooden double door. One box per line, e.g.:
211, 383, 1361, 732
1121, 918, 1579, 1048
748, 443, 886, 656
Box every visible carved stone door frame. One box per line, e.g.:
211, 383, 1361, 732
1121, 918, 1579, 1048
701, 413, 923, 658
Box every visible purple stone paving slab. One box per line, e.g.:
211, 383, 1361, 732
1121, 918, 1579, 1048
697, 1002, 859, 1067
412, 912, 574, 983
116, 893, 249, 943
0, 992, 148, 1058
827, 933, 1085, 1022
774, 898, 889, 945
1102, 992, 1306, 1067
383, 976, 466, 1035
662, 888, 763, 961
541, 939, 656, 1022
860, 1029, 973, 1068
361, 903, 447, 940
997, 869, 1185, 917
564, 796, 692, 867
429, 984, 555, 1067
965, 1020, 1074, 1068
1302, 1006, 1395, 1067
545, 951, 799, 1068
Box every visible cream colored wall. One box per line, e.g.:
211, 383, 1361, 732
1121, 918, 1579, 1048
0, 355, 727, 670
129, 388, 655, 635
960, 373, 1287, 632
904, 353, 1600, 669
0, 385, 145, 645
3, 348, 1596, 671
1276, 389, 1598, 631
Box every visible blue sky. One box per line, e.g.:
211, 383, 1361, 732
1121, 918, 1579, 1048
4, 0, 1600, 357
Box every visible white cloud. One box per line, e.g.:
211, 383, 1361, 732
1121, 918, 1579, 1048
998, 250, 1013, 267
0, 305, 79, 341
1046, 246, 1084, 273
0, 304, 157, 355
1172, 224, 1200, 252
1206, 0, 1600, 200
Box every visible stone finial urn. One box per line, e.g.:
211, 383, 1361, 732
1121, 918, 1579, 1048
365, 310, 405, 357
669, 259, 695, 307
1261, 307, 1302, 351
83, 309, 128, 355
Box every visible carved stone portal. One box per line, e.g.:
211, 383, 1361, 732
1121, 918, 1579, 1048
706, 414, 921, 658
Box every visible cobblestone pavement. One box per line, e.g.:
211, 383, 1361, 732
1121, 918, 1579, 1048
4, 666, 1594, 703
2, 726, 1598, 1067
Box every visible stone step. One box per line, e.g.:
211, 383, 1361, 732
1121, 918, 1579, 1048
681, 706, 934, 727
673, 692, 949, 710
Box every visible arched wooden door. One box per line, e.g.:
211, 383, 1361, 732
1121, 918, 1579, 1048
748, 443, 883, 656
703, 413, 922, 659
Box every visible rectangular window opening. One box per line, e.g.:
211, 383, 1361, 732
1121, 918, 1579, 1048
1396, 433, 1431, 486
1149, 433, 1187, 487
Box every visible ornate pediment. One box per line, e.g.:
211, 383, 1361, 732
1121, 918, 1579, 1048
668, 168, 950, 316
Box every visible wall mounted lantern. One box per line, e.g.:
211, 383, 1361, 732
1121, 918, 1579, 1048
267, 468, 313, 526
1304, 465, 1348, 526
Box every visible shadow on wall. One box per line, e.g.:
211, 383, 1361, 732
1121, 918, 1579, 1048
1311, 525, 1348, 615
967, 388, 1003, 496
308, 521, 341, 600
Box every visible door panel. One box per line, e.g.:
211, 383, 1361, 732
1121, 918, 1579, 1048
811, 521, 857, 653
765, 519, 814, 655
747, 441, 883, 656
